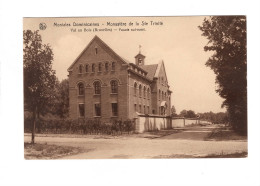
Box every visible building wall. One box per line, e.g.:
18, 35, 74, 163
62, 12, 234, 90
68, 39, 129, 122
156, 63, 171, 115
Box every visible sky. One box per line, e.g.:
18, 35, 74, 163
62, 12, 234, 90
23, 16, 226, 114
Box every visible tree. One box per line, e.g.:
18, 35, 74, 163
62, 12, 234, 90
171, 105, 177, 117
186, 110, 196, 118
54, 78, 69, 118
179, 109, 187, 117
23, 30, 56, 143
199, 16, 247, 135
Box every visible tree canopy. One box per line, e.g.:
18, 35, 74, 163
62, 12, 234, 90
199, 16, 247, 135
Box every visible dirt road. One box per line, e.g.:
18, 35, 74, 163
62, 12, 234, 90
24, 125, 247, 159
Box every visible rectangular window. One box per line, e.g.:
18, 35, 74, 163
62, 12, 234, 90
94, 103, 101, 116
139, 105, 142, 113
147, 106, 149, 114
144, 106, 146, 114
79, 104, 85, 117
134, 104, 137, 112
111, 103, 118, 116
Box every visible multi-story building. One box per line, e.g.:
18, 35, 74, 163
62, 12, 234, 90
67, 35, 172, 122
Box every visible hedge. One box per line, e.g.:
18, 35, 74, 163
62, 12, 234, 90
24, 117, 136, 135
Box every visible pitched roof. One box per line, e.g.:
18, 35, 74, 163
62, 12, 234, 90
140, 64, 158, 80
67, 35, 160, 80
67, 35, 128, 71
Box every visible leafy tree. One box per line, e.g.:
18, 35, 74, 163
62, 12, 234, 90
186, 110, 196, 118
23, 30, 56, 143
171, 105, 177, 117
179, 109, 196, 118
179, 109, 187, 117
54, 78, 69, 118
199, 16, 247, 135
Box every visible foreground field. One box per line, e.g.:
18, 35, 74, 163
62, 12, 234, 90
24, 124, 247, 159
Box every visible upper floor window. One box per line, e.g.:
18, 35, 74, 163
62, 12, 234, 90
159, 89, 161, 100
111, 80, 118, 94
94, 81, 101, 95
162, 91, 164, 100
147, 88, 150, 100
78, 83, 84, 95
95, 47, 98, 55
79, 65, 83, 74
85, 64, 89, 73
134, 82, 137, 96
105, 62, 109, 72
111, 62, 115, 71
92, 64, 95, 72
139, 84, 142, 98
98, 63, 102, 72
143, 86, 146, 98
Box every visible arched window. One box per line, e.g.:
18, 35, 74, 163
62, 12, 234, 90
98, 63, 102, 72
92, 64, 95, 72
93, 81, 101, 94
105, 62, 109, 71
143, 86, 146, 98
147, 88, 150, 100
139, 84, 142, 98
159, 89, 161, 100
78, 83, 84, 95
112, 62, 115, 71
111, 80, 118, 93
134, 82, 137, 96
85, 64, 89, 73
79, 65, 83, 74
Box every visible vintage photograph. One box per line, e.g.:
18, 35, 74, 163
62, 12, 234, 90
23, 16, 247, 159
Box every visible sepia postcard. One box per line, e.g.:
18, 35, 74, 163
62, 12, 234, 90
23, 16, 247, 160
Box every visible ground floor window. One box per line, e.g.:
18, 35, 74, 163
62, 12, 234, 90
111, 103, 118, 116
94, 103, 101, 116
79, 104, 85, 117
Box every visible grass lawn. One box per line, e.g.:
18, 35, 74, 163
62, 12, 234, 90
24, 142, 82, 160
153, 151, 248, 158
205, 126, 247, 141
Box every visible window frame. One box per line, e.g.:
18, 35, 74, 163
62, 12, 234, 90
111, 103, 118, 117
78, 83, 84, 96
110, 80, 118, 94
78, 103, 85, 118
94, 103, 101, 117
93, 81, 101, 95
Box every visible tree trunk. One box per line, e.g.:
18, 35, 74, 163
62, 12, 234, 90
31, 106, 37, 144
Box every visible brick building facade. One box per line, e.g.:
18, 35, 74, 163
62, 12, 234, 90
67, 36, 172, 122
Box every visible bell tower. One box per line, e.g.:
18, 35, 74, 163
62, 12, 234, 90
135, 45, 145, 66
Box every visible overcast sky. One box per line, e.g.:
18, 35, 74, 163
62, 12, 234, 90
24, 16, 225, 114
